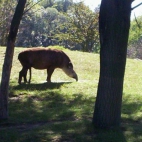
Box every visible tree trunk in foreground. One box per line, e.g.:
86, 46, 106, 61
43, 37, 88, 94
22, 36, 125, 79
0, 0, 27, 120
93, 0, 132, 128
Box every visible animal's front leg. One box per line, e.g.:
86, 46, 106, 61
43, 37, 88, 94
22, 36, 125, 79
46, 67, 55, 82
23, 69, 28, 83
18, 70, 23, 84
28, 67, 32, 84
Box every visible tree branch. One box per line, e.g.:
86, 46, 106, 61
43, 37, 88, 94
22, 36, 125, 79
131, 2, 142, 10
134, 13, 141, 29
23, 0, 43, 15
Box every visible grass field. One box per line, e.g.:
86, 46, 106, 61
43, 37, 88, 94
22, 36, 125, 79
0, 46, 142, 142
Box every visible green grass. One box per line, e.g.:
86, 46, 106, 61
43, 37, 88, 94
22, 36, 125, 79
0, 46, 142, 142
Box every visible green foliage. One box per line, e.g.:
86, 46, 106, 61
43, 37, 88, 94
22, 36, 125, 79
39, 0, 55, 8
54, 0, 73, 12
128, 16, 142, 59
16, 6, 62, 47
129, 16, 142, 45
15, 1, 75, 47
0, 0, 17, 45
0, 46, 142, 141
0, 0, 99, 53
55, 2, 99, 52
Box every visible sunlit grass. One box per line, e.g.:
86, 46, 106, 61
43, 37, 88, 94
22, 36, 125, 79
0, 46, 142, 142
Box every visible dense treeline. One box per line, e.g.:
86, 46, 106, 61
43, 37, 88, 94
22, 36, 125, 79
0, 0, 15, 46
0, 0, 142, 54
0, 0, 99, 52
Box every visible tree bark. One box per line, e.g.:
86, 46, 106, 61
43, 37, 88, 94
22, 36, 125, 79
93, 0, 132, 128
0, 0, 27, 120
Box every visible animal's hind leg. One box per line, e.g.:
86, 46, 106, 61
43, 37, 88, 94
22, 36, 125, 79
18, 67, 28, 84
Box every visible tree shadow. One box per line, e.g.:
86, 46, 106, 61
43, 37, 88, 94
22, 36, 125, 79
0, 91, 128, 142
1, 91, 141, 141
1, 91, 98, 141
86, 93, 142, 142
120, 93, 142, 142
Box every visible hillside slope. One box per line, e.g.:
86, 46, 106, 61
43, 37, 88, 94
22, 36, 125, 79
0, 46, 142, 142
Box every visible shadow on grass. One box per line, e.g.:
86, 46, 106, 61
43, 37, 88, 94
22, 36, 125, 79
122, 94, 142, 120
121, 93, 142, 142
0, 90, 97, 141
1, 91, 142, 141
12, 82, 72, 90
7, 92, 95, 123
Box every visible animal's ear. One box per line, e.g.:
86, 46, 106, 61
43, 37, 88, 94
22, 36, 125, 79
68, 62, 73, 68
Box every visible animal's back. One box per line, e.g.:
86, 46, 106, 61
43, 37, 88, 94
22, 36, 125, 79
18, 48, 70, 69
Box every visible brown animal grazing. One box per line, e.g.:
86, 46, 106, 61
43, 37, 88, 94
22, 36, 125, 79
18, 47, 78, 84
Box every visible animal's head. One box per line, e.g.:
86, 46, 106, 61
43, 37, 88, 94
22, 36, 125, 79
62, 62, 78, 81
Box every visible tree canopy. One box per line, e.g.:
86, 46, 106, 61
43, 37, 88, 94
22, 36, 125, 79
0, 0, 99, 52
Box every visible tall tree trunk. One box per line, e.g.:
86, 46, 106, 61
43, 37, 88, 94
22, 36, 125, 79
0, 0, 27, 120
92, 0, 132, 128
